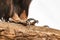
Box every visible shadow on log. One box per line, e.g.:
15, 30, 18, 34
0, 21, 60, 40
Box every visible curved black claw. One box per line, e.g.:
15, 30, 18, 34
26, 18, 39, 25
43, 25, 49, 28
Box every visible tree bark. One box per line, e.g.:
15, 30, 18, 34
0, 21, 60, 40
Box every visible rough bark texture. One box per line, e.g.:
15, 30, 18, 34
0, 21, 60, 40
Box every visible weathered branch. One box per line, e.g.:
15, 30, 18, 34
0, 21, 60, 40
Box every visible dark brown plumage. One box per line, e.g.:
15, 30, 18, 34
0, 0, 32, 22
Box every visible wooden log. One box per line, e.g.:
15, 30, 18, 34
0, 21, 60, 40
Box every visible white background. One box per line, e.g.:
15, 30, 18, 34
29, 0, 60, 30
